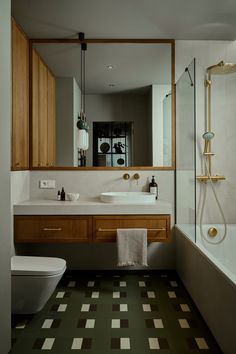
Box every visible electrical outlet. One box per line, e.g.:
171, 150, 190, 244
39, 180, 56, 189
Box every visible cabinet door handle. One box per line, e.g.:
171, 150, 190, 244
43, 227, 62, 231
98, 228, 166, 232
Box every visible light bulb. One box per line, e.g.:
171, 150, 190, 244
77, 129, 87, 150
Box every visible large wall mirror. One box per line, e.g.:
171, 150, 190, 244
30, 39, 175, 170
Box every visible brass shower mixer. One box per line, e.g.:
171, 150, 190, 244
196, 175, 226, 183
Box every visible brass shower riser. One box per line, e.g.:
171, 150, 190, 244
196, 175, 226, 183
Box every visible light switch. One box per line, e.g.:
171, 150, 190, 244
39, 180, 56, 189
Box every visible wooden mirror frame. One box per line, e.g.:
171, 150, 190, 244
29, 38, 175, 171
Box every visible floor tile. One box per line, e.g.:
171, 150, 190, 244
11, 270, 223, 354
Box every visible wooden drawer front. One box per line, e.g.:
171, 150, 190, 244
93, 215, 170, 242
14, 216, 92, 243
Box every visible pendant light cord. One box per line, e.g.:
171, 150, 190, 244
83, 45, 86, 117
80, 43, 83, 116
78, 32, 87, 120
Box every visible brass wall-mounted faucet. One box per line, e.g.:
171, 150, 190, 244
133, 173, 140, 180
123, 173, 130, 180
123, 173, 140, 181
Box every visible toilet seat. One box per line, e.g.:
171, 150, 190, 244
11, 256, 66, 276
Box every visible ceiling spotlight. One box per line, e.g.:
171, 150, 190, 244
106, 65, 115, 70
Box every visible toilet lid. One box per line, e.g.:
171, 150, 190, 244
11, 256, 66, 276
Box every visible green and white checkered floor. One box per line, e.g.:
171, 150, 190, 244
11, 271, 222, 353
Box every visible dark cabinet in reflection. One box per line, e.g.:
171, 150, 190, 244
93, 122, 133, 167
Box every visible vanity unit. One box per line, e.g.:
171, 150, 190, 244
14, 200, 171, 244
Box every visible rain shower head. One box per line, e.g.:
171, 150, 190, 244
202, 131, 214, 140
207, 61, 236, 75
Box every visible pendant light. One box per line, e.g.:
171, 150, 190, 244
77, 32, 89, 153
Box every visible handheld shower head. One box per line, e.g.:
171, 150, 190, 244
202, 131, 215, 140
202, 132, 214, 155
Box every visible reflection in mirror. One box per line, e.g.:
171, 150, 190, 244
32, 42, 173, 168
93, 122, 133, 167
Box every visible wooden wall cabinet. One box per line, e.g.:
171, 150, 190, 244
11, 19, 29, 170
14, 215, 170, 243
32, 48, 55, 167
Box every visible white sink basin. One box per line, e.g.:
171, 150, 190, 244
100, 192, 156, 204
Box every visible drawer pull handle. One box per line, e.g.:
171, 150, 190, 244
98, 228, 166, 232
43, 227, 62, 231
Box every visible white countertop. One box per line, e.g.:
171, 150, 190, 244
14, 198, 172, 215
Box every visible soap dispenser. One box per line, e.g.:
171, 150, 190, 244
149, 176, 158, 200
60, 187, 66, 201
57, 190, 61, 201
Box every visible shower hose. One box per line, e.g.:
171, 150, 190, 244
199, 155, 227, 244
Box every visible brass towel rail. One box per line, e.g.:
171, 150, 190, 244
43, 228, 62, 231
98, 228, 165, 232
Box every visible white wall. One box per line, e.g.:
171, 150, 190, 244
14, 170, 175, 270
176, 40, 236, 224
29, 170, 173, 201
0, 0, 11, 352
11, 171, 30, 254
11, 171, 30, 206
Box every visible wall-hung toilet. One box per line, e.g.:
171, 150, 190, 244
11, 256, 66, 314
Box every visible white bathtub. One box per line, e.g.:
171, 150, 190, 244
176, 224, 236, 354
178, 224, 236, 286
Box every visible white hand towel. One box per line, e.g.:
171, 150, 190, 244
117, 228, 148, 267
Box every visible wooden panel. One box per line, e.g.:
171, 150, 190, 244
11, 19, 29, 169
31, 50, 56, 167
93, 215, 170, 242
38, 58, 48, 166
14, 215, 92, 243
31, 48, 39, 167
47, 70, 56, 166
